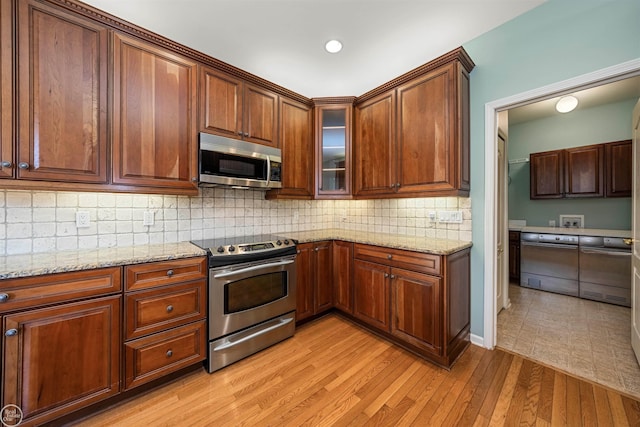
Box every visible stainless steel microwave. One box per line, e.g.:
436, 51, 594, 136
198, 133, 282, 189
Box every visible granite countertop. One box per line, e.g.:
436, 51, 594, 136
285, 229, 472, 255
0, 230, 471, 280
0, 242, 206, 280
510, 226, 631, 238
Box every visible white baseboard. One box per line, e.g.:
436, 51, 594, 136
470, 333, 487, 348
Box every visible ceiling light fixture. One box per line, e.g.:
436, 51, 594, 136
325, 39, 342, 54
555, 95, 578, 113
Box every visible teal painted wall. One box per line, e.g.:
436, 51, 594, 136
463, 0, 640, 338
508, 99, 635, 229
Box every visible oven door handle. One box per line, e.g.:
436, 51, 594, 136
213, 259, 295, 279
521, 241, 578, 250
212, 317, 294, 351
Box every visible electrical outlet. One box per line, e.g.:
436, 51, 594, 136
76, 211, 90, 228
428, 211, 437, 221
143, 210, 155, 226
438, 210, 463, 223
559, 214, 584, 228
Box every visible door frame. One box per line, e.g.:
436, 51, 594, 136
483, 58, 640, 349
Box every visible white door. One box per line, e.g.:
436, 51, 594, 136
496, 132, 509, 313
632, 98, 640, 364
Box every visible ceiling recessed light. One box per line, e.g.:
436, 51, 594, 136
555, 95, 578, 113
325, 39, 342, 54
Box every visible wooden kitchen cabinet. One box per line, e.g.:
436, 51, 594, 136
564, 144, 603, 198
391, 268, 442, 354
200, 66, 278, 147
267, 97, 314, 199
0, 268, 122, 427
354, 49, 473, 198
112, 32, 198, 194
508, 230, 520, 282
605, 139, 632, 197
353, 259, 390, 331
295, 241, 333, 322
353, 243, 470, 368
15, 0, 108, 183
0, 0, 13, 179
314, 101, 354, 198
530, 149, 564, 199
123, 257, 207, 390
332, 241, 353, 314
354, 91, 396, 196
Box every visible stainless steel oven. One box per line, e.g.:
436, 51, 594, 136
191, 236, 297, 373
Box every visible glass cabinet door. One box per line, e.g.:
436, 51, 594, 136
316, 104, 351, 197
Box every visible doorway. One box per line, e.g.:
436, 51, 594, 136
484, 59, 640, 396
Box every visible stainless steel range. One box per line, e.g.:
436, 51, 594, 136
190, 235, 297, 373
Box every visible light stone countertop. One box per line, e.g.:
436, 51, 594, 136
0, 242, 206, 280
0, 230, 472, 280
517, 226, 631, 238
284, 229, 472, 255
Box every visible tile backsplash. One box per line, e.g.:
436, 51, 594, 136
0, 188, 472, 255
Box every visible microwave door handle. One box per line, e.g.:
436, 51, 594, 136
213, 259, 295, 279
266, 155, 271, 187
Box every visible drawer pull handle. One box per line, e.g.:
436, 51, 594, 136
166, 269, 174, 277
5, 328, 17, 337
390, 274, 396, 279
387, 254, 392, 260
18, 162, 29, 170
166, 350, 173, 358
0, 293, 9, 303
166, 305, 174, 313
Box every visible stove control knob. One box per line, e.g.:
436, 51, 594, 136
276, 240, 282, 246
284, 239, 290, 245
229, 245, 236, 252
216, 246, 225, 253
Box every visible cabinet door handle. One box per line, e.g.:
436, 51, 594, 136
387, 254, 392, 260
384, 273, 389, 278
191, 177, 198, 182
166, 269, 174, 277
18, 162, 29, 170
166, 305, 174, 313
5, 328, 17, 337
244, 132, 249, 137
166, 350, 173, 358
396, 183, 400, 188
314, 247, 319, 252
238, 131, 243, 136
390, 274, 396, 279
1, 161, 12, 168
0, 293, 9, 303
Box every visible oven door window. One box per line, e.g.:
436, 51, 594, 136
225, 272, 287, 314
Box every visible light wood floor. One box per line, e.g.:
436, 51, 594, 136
74, 314, 640, 426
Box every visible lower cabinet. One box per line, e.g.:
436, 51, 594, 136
123, 257, 207, 390
332, 241, 353, 314
0, 268, 122, 427
352, 243, 470, 368
508, 231, 521, 282
353, 259, 390, 331
295, 241, 333, 322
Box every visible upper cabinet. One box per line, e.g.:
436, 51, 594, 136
15, 0, 109, 183
314, 99, 354, 198
266, 97, 314, 199
0, 0, 13, 179
605, 139, 632, 197
354, 49, 473, 198
112, 33, 198, 193
530, 140, 628, 199
200, 67, 279, 147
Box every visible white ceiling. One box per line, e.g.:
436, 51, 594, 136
82, 0, 545, 98
508, 76, 640, 125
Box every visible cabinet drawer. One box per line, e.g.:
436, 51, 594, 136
125, 257, 207, 291
354, 244, 441, 276
0, 267, 121, 313
124, 320, 206, 390
125, 279, 206, 340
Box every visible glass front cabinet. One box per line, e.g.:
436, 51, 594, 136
314, 101, 353, 198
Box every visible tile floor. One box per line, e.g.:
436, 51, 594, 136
497, 283, 640, 399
